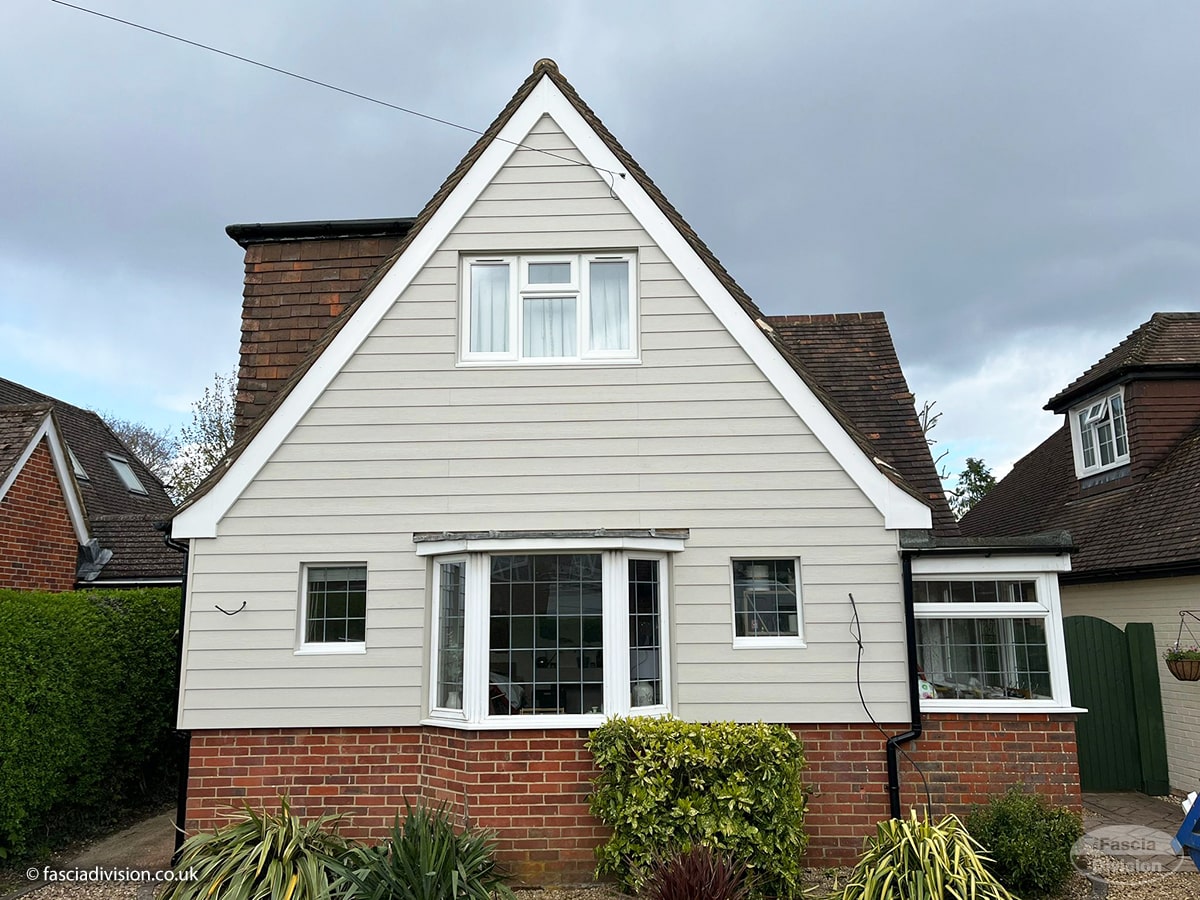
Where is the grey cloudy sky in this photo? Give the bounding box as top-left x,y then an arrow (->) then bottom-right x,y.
3,1 -> 1198,484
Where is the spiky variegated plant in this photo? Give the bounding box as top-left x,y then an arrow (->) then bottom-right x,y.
329,801 -> 515,900
836,811 -> 1015,900
161,797 -> 347,900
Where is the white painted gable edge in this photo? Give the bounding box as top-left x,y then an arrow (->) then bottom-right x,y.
0,411 -> 90,544
173,74 -> 932,539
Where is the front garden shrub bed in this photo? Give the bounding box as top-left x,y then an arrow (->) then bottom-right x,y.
587,716 -> 807,898
967,787 -> 1083,898
0,587 -> 181,859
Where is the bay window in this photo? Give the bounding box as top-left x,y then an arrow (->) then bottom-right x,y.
461,253 -> 637,363
422,541 -> 673,727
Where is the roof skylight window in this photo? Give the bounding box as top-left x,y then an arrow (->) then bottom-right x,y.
68,446 -> 89,481
107,454 -> 148,494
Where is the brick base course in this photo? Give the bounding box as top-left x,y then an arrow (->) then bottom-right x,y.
187,714 -> 1078,883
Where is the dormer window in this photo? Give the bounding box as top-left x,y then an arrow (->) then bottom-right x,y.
1069,388 -> 1128,477
106,454 -> 148,494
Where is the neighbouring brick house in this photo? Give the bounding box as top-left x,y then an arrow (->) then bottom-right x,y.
0,378 -> 181,591
962,312 -> 1200,798
171,60 -> 1080,881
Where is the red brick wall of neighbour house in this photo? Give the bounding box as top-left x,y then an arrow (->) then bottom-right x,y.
235,234 -> 407,436
186,715 -> 1079,883
0,439 -> 78,592
1125,379 -> 1200,479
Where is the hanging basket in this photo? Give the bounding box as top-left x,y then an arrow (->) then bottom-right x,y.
1166,658 -> 1200,682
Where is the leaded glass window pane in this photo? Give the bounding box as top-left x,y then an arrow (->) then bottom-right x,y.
629,558 -> 662,707
732,559 -> 799,637
436,562 -> 465,709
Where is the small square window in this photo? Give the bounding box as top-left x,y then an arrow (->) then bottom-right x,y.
106,454 -> 147,494
301,565 -> 367,651
731,558 -> 803,646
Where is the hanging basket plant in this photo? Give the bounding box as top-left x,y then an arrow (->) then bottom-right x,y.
1164,647 -> 1200,682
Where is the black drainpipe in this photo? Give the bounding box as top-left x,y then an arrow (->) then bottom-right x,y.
885,550 -> 922,819
156,522 -> 191,864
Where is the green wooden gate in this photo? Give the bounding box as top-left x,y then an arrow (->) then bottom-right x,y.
1063,616 -> 1169,794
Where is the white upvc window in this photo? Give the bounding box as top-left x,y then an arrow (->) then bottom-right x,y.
424,547 -> 670,728
730,558 -> 805,648
296,564 -> 368,654
912,555 -> 1075,713
1068,387 -> 1129,477
460,252 -> 638,364
106,453 -> 147,494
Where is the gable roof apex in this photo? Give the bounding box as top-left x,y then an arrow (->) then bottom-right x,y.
174,61 -> 935,535
1046,312 -> 1200,412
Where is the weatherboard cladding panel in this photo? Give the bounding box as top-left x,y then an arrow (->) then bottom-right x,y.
179,115 -> 907,730
1061,576 -> 1200,792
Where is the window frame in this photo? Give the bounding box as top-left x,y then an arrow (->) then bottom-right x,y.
911,555 -> 1076,713
459,252 -> 639,365
425,546 -> 671,729
730,557 -> 805,649
106,453 -> 147,494
1068,386 -> 1129,477
296,563 -> 369,655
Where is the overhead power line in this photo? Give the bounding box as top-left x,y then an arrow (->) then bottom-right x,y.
46,0 -> 624,178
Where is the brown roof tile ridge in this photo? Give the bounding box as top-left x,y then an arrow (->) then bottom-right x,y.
177,60 -> 924,517
767,312 -> 887,325
0,401 -> 55,417
1046,312 -> 1200,410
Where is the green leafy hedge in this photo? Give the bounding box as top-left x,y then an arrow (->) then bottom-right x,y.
967,788 -> 1083,898
0,587 -> 181,859
587,716 -> 808,898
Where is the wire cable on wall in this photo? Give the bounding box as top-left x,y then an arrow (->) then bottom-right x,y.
848,591 -> 934,817
46,0 -> 627,180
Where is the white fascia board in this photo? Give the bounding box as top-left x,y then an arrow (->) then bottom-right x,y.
414,535 -> 687,556
912,554 -> 1073,576
0,415 -> 90,545
174,74 -> 931,537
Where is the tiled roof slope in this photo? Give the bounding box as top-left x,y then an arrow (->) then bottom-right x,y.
1047,313 -> 1200,411
960,421 -> 1200,576
769,314 -> 957,535
178,59 -> 933,518
227,219 -> 413,435
0,378 -> 182,584
0,404 -> 52,484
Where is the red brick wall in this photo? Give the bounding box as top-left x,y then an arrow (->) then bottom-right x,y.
0,439 -> 77,591
187,715 -> 1079,883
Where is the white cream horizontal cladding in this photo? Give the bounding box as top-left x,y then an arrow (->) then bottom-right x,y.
1061,577 -> 1200,792
180,114 -> 912,730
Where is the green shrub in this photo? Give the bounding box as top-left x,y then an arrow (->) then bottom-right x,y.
162,797 -> 347,900
836,812 -> 1014,900
967,788 -> 1083,898
331,801 -> 514,900
0,587 -> 181,858
641,845 -> 750,900
587,716 -> 807,898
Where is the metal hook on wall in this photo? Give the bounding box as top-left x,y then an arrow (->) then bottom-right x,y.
215,600 -> 247,616
1173,610 -> 1200,650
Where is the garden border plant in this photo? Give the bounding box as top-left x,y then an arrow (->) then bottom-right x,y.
0,587 -> 181,860
966,787 -> 1083,898
587,716 -> 807,898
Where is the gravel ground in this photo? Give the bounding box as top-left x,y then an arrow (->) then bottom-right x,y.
10,863 -> 1200,900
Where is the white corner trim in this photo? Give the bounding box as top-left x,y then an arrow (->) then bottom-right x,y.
173,73 -> 932,537
413,534 -> 687,556
0,413 -> 90,545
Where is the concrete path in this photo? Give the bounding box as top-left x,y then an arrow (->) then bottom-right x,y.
65,809 -> 176,872
1083,791 -> 1189,833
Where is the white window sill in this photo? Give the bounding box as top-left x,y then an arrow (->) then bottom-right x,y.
456,358 -> 642,368
920,701 -> 1086,714
294,643 -> 367,655
421,708 -> 671,730
732,636 -> 806,650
